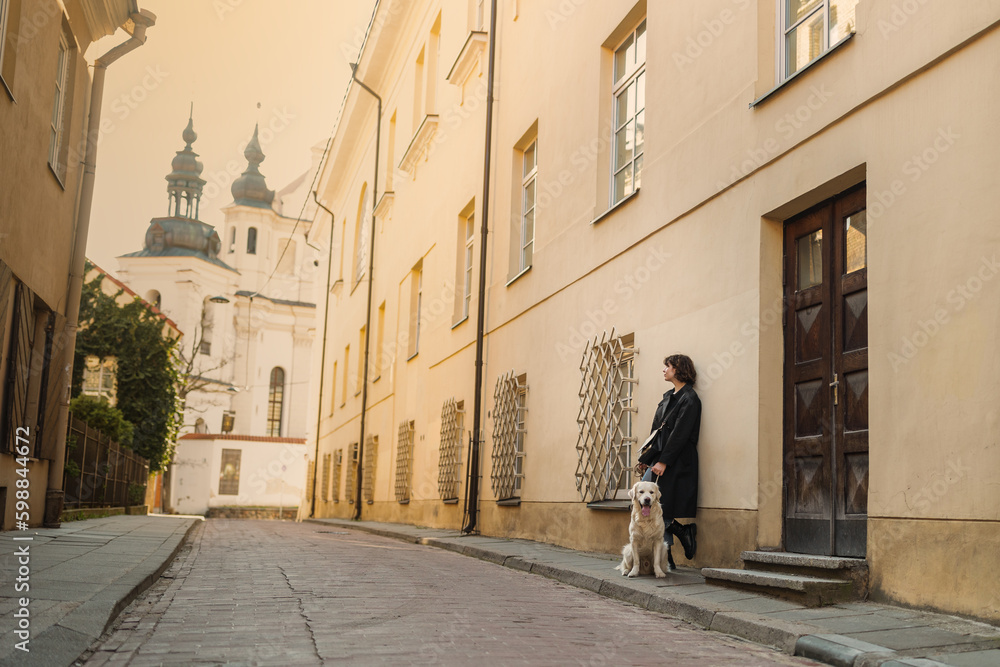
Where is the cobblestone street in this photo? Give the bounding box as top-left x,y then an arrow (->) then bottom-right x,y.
80,520 -> 820,665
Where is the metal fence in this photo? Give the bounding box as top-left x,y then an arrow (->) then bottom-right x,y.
63,415 -> 149,508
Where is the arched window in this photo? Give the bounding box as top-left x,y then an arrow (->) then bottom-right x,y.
145,289 -> 161,310
247,227 -> 258,255
353,184 -> 370,285
194,418 -> 208,434
267,367 -> 285,437
228,226 -> 236,253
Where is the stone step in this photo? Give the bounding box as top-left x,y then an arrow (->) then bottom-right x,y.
741,550 -> 867,571
702,567 -> 855,607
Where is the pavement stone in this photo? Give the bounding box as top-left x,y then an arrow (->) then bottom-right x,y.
0,514 -> 199,666
307,517 -> 1000,667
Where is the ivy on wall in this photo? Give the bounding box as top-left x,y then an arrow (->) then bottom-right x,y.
72,265 -> 182,471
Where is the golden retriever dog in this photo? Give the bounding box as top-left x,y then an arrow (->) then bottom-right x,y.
614,481 -> 672,578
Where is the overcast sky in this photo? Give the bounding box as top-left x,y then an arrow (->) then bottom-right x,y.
86,0 -> 376,276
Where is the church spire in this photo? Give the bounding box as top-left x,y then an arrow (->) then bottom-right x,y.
165,107 -> 206,219
231,124 -> 275,209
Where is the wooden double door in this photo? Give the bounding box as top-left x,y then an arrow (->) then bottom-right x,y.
783,185 -> 869,558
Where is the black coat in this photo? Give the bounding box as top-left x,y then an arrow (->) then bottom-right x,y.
638,384 -> 701,519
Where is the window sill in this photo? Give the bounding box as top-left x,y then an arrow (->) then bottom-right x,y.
496,498 -> 521,506
751,33 -> 854,108
354,390 -> 361,397
586,499 -> 631,511
451,314 -> 469,329
399,114 -> 440,175
406,351 -> 418,362
374,190 -> 394,220
446,30 -> 488,85
398,499 -> 410,505
48,162 -> 67,190
591,187 -> 640,225
442,497 -> 459,505
372,374 -> 381,384
506,265 -> 531,287
1,74 -> 14,102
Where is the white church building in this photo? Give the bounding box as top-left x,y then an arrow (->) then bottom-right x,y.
116,115 -> 320,516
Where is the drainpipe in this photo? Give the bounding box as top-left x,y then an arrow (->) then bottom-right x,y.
45,9 -> 156,527
463,0 -> 499,535
349,64 -> 381,519
309,195 -> 335,518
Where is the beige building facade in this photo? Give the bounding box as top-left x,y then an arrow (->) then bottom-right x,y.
310,0 -> 1000,622
1,0 -> 151,528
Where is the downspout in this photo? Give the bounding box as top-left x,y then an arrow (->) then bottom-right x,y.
309,195 -> 335,518
349,64 -> 381,519
463,0 -> 499,534
46,9 -> 156,527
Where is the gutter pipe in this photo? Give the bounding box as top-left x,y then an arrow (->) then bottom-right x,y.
46,8 -> 156,526
463,0 -> 499,534
309,195 -> 335,518
348,64 -> 381,519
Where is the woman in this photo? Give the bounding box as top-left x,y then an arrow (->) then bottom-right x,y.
637,354 -> 701,569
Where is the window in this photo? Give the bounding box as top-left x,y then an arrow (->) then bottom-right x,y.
491,371 -> 527,501
219,449 -> 241,495
321,453 -> 331,502
374,302 -> 385,380
228,227 -> 236,253
194,418 -> 207,434
413,47 -> 425,133
329,360 -> 337,414
356,325 -> 365,394
145,290 -> 161,309
520,140 -> 536,271
427,15 -> 440,115
455,203 -> 475,324
81,355 -> 117,405
0,0 -> 22,95
363,434 -> 378,504
342,345 -> 350,404
407,262 -> 422,358
345,443 -> 358,503
395,420 -> 414,503
48,32 -> 70,176
438,399 -> 464,501
464,213 -> 475,318
354,184 -> 370,286
575,331 -> 637,502
475,0 -> 486,29
247,227 -> 258,254
385,112 -> 397,191
611,20 -> 645,205
267,367 -> 285,437
781,0 -> 857,80
331,449 -> 343,502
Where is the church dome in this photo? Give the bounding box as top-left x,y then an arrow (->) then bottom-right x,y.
231,124 -> 275,209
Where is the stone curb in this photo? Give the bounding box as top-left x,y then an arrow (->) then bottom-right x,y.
58,518 -> 203,667
308,519 -> 960,667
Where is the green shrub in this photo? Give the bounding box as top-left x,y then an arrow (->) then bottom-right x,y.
69,395 -> 135,447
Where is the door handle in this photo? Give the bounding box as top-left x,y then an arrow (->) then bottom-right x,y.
830,374 -> 839,406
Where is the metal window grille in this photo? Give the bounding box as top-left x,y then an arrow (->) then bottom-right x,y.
491,371 -> 527,501
345,443 -> 358,503
219,448 -> 242,496
332,449 -> 343,503
305,460 -> 316,503
438,399 -> 464,500
363,434 -> 378,504
321,453 -> 331,502
575,330 -> 638,502
395,420 -> 414,503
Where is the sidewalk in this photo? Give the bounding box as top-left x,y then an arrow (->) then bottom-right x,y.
308,518 -> 1000,667
0,514 -> 200,667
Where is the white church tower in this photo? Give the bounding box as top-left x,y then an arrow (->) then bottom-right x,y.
116,115 -> 320,516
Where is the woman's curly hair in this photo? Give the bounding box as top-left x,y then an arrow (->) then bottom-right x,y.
664,354 -> 697,385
